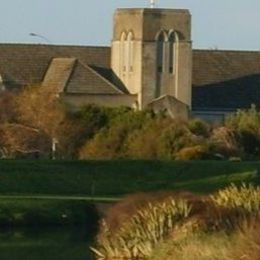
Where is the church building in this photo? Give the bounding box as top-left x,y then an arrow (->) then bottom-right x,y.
0,7 -> 260,122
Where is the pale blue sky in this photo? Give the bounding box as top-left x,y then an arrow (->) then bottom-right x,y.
1,0 -> 260,50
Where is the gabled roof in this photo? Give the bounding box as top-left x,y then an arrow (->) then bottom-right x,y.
0,43 -> 110,88
42,58 -> 76,92
65,61 -> 125,95
0,43 -> 129,95
192,49 -> 260,110
41,58 -> 128,95
148,94 -> 187,107
90,66 -> 130,94
148,95 -> 189,119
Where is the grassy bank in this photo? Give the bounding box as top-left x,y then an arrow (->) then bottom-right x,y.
0,198 -> 99,227
0,160 -> 259,228
0,160 -> 260,197
0,160 -> 259,196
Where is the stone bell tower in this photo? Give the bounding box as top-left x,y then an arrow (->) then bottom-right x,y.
111,8 -> 192,109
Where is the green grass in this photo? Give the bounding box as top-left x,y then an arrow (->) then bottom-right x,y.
0,160 -> 259,196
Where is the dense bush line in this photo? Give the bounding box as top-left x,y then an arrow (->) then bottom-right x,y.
79,105 -> 260,161
0,87 -> 259,160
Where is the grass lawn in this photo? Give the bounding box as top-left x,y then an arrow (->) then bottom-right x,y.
0,160 -> 259,197
0,159 -> 258,227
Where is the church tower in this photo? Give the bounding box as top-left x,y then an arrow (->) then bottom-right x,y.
111,8 -> 192,109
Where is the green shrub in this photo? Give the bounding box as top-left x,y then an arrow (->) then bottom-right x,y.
157,122 -> 198,160
126,118 -> 200,160
126,118 -> 171,159
79,109 -> 152,159
226,105 -> 260,136
188,119 -> 211,137
225,105 -> 260,157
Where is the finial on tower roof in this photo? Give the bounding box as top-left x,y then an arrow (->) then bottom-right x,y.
150,0 -> 156,8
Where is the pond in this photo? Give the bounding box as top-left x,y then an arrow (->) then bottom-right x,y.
0,226 -> 94,260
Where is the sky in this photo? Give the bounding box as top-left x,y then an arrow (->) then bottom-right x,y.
1,0 -> 260,50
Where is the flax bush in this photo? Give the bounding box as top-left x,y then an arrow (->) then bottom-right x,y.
211,183 -> 260,214
91,198 -> 192,259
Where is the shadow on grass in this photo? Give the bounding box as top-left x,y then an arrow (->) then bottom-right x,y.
130,170 -> 259,194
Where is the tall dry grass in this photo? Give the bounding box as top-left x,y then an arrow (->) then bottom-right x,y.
92,183 -> 260,260
151,218 -> 260,260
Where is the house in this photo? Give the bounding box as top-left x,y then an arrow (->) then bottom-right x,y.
0,8 -> 259,122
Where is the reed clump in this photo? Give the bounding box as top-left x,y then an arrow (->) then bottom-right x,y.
91,183 -> 260,259
91,197 -> 192,259
211,182 -> 260,213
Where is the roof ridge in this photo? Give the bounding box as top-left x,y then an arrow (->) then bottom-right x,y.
193,49 -> 260,54
0,42 -> 110,49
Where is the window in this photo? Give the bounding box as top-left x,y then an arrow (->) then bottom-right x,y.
156,31 -> 166,73
168,31 -> 178,74
127,32 -> 134,72
120,31 -> 134,73
120,32 -> 127,73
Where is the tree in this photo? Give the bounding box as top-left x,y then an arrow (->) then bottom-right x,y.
14,84 -> 66,158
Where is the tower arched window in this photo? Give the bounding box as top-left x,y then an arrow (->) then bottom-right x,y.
120,31 -> 134,73
120,32 -> 127,73
168,31 -> 179,74
127,32 -> 134,72
156,31 -> 167,73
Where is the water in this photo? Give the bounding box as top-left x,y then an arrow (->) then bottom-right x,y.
0,226 -> 94,260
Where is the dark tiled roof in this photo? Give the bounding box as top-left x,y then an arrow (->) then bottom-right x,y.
90,65 -> 130,94
192,49 -> 260,110
66,61 -> 124,94
42,58 -> 76,92
1,44 -> 260,110
0,43 -> 129,95
0,43 -> 110,88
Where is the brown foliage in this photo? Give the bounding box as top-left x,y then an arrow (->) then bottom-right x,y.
0,123 -> 49,157
16,85 -> 66,138
229,218 -> 260,260
101,191 -> 205,236
0,91 -> 17,123
100,190 -> 258,238
211,126 -> 241,157
175,144 -> 210,160
57,118 -> 88,159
